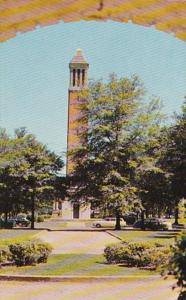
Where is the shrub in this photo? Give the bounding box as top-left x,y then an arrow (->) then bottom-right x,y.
42,214 -> 51,220
9,243 -> 38,266
37,216 -> 44,223
9,241 -> 52,266
104,243 -> 127,264
168,232 -> 186,290
104,241 -> 171,269
0,246 -> 10,265
139,246 -> 171,269
36,242 -> 53,263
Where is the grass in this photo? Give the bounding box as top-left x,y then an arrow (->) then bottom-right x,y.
111,230 -> 179,245
0,229 -> 41,246
54,222 -> 68,229
36,221 -> 68,230
0,253 -> 156,276
0,227 -> 178,277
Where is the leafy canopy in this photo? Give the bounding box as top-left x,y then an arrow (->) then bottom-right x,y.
69,74 -> 163,220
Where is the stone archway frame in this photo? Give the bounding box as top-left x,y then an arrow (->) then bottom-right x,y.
0,0 -> 186,43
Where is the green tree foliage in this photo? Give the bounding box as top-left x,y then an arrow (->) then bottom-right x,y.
178,199 -> 186,219
69,75 -> 163,229
169,232 -> 186,300
0,128 -> 64,228
139,169 -> 174,218
163,101 -> 186,224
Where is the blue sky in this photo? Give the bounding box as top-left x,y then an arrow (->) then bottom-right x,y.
0,21 -> 186,158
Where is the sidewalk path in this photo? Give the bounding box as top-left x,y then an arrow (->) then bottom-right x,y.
0,277 -> 179,300
39,231 -> 118,254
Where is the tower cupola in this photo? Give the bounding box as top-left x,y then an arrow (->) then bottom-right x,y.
69,49 -> 89,90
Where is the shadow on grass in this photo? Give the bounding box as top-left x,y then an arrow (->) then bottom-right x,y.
151,232 -> 178,239
95,260 -> 109,265
96,261 -> 132,267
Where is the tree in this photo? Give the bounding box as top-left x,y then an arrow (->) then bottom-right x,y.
163,101 -> 186,224
69,74 -> 163,229
52,175 -> 68,203
178,198 -> 186,220
0,128 -> 25,221
139,169 -> 173,218
0,128 -> 64,228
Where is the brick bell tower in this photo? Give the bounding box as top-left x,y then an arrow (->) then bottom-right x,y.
67,49 -> 89,175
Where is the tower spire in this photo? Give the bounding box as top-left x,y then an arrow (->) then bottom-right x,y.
69,49 -> 89,90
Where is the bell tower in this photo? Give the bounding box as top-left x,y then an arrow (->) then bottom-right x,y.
67,49 -> 89,174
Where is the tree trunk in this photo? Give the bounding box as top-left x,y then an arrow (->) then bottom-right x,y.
174,199 -> 179,225
4,211 -> 8,225
141,210 -> 145,230
31,193 -> 35,229
115,211 -> 121,230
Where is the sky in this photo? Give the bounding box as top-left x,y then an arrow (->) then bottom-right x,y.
0,21 -> 186,159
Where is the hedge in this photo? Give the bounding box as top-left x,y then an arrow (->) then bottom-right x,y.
0,246 -> 10,265
104,241 -> 171,270
8,241 -> 52,266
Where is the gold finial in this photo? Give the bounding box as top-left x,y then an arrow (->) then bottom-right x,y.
76,48 -> 82,54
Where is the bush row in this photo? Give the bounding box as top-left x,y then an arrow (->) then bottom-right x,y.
0,241 -> 52,266
104,241 -> 171,270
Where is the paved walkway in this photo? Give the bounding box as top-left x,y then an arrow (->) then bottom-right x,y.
39,231 -> 118,254
0,277 -> 179,300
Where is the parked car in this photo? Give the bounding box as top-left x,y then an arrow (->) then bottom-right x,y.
92,217 -> 126,228
133,218 -> 172,230
122,212 -> 137,225
27,213 -> 38,222
0,218 -> 16,229
15,216 -> 30,227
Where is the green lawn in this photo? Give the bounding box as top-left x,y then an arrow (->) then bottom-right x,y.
0,228 -> 178,276
111,230 -> 179,245
0,229 -> 41,246
36,221 -> 68,230
0,253 -> 156,276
